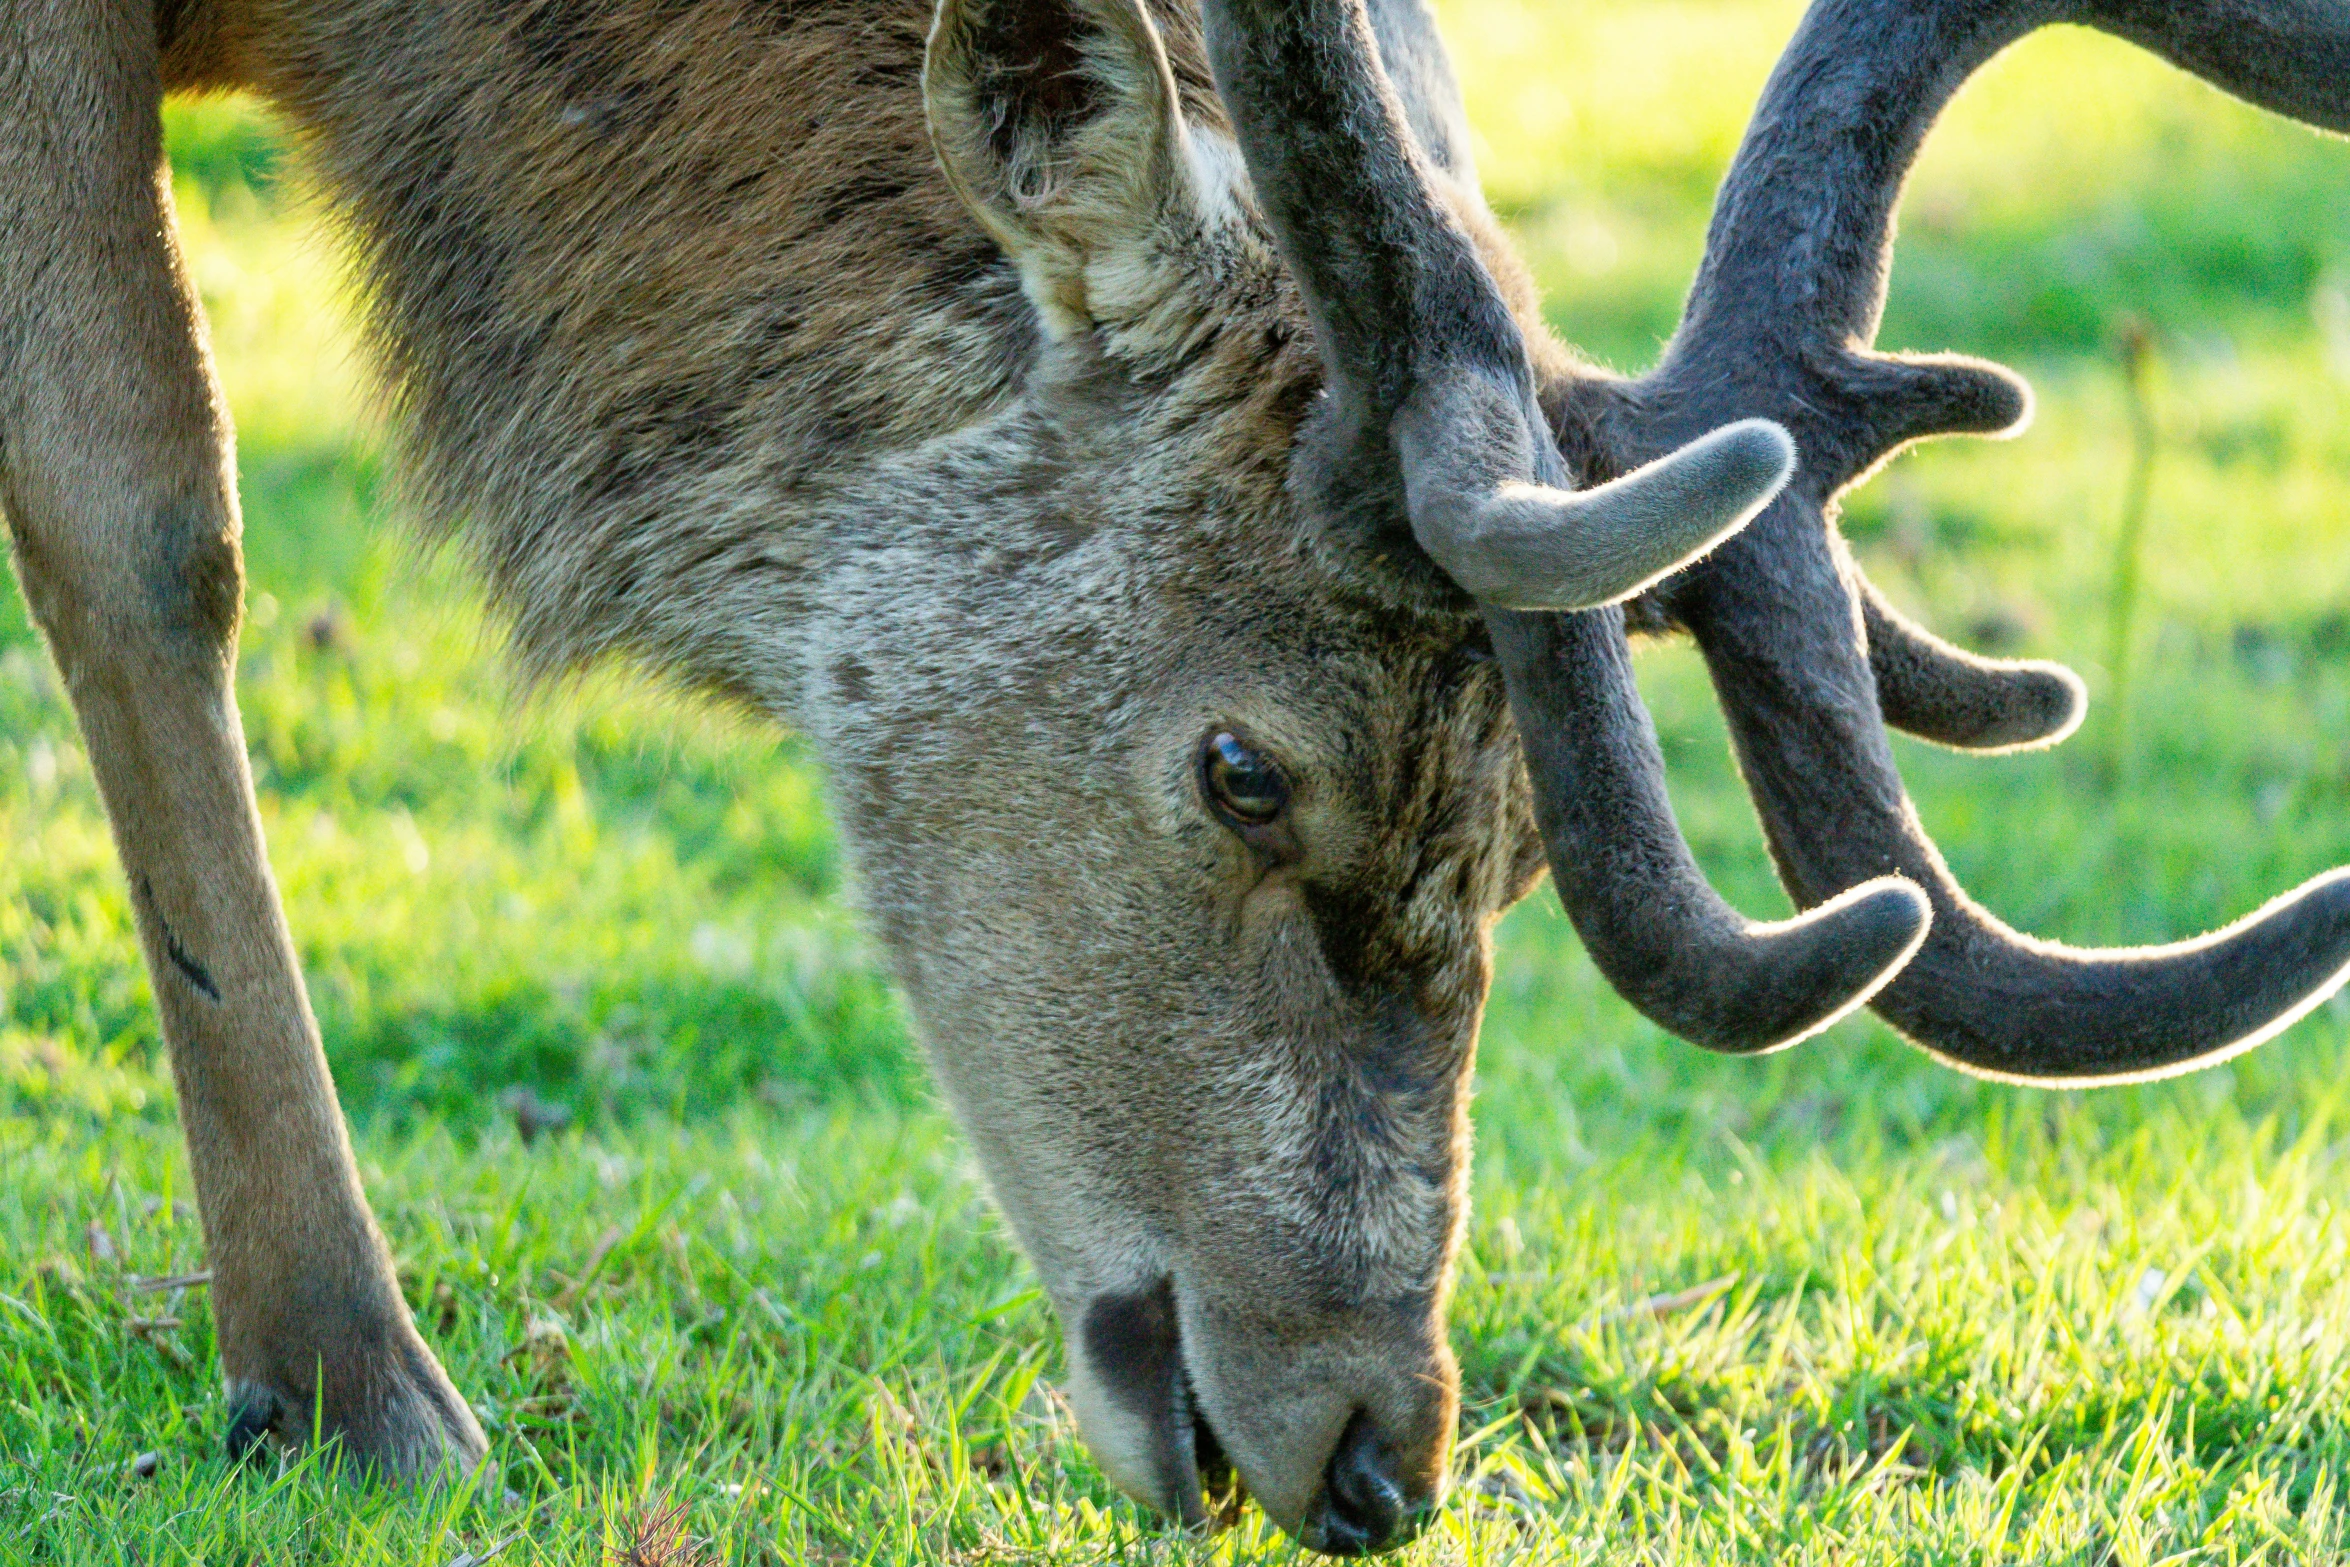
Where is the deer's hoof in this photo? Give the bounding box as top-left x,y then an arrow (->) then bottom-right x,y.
224,1325 -> 488,1482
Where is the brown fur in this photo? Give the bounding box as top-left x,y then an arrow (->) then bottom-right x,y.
3,0 -> 1558,1530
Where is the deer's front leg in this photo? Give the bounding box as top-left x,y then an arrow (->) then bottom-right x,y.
1,0 -> 482,1476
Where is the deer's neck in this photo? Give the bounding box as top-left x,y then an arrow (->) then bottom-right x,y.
239,0 -> 1041,672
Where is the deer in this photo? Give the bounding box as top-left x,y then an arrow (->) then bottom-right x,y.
5,0 -> 2348,1550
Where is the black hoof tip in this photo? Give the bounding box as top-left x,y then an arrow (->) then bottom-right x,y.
225,1384 -> 283,1464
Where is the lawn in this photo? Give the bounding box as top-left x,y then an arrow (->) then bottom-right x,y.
5,2 -> 2350,1560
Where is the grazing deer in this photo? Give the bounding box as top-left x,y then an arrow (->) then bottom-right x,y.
4,0 -> 2347,1548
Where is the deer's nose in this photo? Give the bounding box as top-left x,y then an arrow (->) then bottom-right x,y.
1306,1412 -> 1433,1556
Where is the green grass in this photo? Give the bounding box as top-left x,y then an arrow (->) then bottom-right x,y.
6,5 -> 2350,1559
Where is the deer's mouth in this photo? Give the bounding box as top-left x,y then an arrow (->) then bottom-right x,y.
1078,1281 -> 1243,1528
1175,1359 -> 1242,1528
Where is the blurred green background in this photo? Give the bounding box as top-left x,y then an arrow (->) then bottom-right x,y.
6,2 -> 2350,1559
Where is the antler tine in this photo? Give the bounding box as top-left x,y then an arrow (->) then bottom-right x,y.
1198,0 -> 1795,612
1862,575 -> 2084,753
1609,0 -> 2350,1080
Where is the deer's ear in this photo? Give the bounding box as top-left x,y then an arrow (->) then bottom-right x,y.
925,0 -> 1245,349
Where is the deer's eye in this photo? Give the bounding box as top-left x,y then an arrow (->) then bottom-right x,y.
1202,731 -> 1289,827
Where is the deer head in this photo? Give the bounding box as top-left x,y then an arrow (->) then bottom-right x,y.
850,0 -> 2350,1551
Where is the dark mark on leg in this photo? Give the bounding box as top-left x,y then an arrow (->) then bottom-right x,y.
141,875 -> 222,1002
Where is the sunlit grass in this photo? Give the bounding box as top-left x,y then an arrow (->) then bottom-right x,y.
6,2 -> 2350,1558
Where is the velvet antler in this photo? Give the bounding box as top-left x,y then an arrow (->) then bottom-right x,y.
1562,0 -> 2350,1079
1200,0 -> 1934,1052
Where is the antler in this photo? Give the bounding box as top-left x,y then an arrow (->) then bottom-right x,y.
1201,0 -> 1931,1051
1578,0 -> 2350,1080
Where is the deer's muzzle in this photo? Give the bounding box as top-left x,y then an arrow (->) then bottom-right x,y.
1068,1277 -> 1450,1553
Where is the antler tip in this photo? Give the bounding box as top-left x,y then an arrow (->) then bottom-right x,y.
1995,659 -> 2087,751
1892,866 -> 2350,1090
1925,657 -> 2087,754
1741,874 -> 1931,1052
1400,408 -> 1798,611
1917,357 -> 2033,441
1797,872 -> 1932,1005
1691,873 -> 1931,1058
1699,417 -> 1798,508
